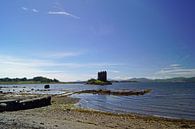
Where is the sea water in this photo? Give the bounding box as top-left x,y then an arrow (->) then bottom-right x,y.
1,82 -> 195,120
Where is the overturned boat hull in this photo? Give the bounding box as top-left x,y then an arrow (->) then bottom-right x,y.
0,96 -> 51,112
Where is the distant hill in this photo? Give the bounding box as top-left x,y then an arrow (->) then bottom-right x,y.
120,77 -> 195,83
126,78 -> 151,82
153,77 -> 195,83
0,76 -> 60,84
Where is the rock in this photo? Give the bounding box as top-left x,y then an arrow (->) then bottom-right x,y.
44,85 -> 50,89
75,89 -> 152,96
0,103 -> 7,107
181,124 -> 191,128
0,103 -> 7,112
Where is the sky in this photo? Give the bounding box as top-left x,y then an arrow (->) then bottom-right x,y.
0,0 -> 195,81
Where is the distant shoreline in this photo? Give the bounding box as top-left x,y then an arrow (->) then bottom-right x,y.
0,81 -> 72,85
1,81 -> 195,85
1,76 -> 195,84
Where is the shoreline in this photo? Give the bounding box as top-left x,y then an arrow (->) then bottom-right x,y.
0,82 -> 71,85
74,107 -> 195,122
0,88 -> 194,121
1,90 -> 195,121
0,93 -> 195,129
72,96 -> 195,122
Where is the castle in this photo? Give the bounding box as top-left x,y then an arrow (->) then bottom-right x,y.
97,71 -> 107,82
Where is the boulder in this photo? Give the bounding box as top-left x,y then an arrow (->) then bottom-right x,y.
44,85 -> 50,89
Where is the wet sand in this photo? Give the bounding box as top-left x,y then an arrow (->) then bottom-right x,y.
0,93 -> 195,129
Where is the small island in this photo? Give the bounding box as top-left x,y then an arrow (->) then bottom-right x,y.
86,71 -> 112,85
86,78 -> 112,85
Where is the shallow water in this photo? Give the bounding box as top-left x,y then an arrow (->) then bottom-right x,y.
1,82 -> 195,120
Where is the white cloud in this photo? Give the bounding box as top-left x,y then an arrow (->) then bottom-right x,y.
32,9 -> 39,13
48,1 -> 80,19
48,11 -> 80,19
110,70 -> 120,73
41,52 -> 81,58
112,76 -> 130,80
0,54 -> 122,81
154,64 -> 195,78
21,7 -> 39,13
21,7 -> 28,11
170,64 -> 180,67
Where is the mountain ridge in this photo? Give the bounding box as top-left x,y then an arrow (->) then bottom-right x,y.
116,77 -> 195,83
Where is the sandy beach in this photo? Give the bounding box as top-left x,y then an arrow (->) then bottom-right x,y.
0,93 -> 195,129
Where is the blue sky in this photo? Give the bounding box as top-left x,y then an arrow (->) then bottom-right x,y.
0,0 -> 195,81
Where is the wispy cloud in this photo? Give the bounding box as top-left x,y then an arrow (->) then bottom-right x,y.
21,7 -> 28,11
20,2 -> 79,19
48,1 -> 80,19
0,55 -> 121,68
48,11 -> 80,19
0,54 -> 122,81
21,7 -> 39,13
32,9 -> 39,13
110,70 -> 120,73
112,76 -> 130,80
41,52 -> 81,58
170,64 -> 181,68
154,64 -> 195,78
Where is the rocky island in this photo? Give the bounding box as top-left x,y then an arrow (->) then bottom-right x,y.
86,71 -> 112,85
74,89 -> 151,96
86,78 -> 112,85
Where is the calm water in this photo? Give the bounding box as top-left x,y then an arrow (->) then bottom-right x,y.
1,82 -> 195,120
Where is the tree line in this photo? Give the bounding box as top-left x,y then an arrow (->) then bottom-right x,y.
0,76 -> 59,83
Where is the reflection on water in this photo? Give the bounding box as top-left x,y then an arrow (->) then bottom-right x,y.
1,82 -> 195,120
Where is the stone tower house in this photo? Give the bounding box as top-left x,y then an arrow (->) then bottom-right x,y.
97,71 -> 107,82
